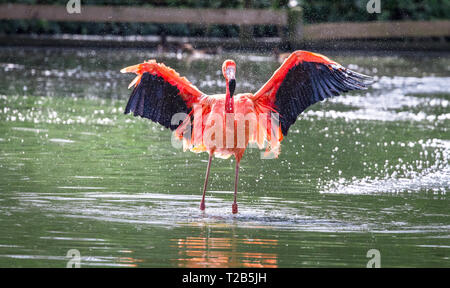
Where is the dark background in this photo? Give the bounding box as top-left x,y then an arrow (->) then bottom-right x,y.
1,0 -> 449,37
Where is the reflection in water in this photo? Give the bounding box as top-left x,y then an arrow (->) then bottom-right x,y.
175,237 -> 278,268
174,226 -> 278,268
0,253 -> 142,268
115,256 -> 140,268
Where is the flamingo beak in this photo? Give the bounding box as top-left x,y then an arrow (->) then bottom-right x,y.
228,79 -> 236,98
226,67 -> 236,97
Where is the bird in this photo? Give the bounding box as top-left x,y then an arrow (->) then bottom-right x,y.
176,43 -> 223,61
180,43 -> 223,56
120,50 -> 373,214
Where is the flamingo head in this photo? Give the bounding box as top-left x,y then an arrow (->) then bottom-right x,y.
222,59 -> 236,79
222,60 -> 236,98
222,60 -> 236,113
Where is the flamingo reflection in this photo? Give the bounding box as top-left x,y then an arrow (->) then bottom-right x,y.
173,236 -> 278,268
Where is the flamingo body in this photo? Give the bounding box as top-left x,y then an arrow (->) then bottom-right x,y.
121,51 -> 373,213
179,92 -> 276,162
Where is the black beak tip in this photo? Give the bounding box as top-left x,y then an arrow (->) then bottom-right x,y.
228,79 -> 236,97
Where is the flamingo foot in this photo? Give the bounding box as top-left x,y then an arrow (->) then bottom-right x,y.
200,201 -> 205,211
232,203 -> 238,214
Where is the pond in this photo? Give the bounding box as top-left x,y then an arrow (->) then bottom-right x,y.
0,47 -> 448,267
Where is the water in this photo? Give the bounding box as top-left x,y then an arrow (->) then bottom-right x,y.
0,47 -> 449,267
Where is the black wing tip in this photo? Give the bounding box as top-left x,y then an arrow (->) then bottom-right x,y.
274,61 -> 376,136
123,71 -> 190,131
343,68 -> 375,88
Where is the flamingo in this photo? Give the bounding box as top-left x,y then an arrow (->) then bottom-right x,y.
120,50 -> 373,214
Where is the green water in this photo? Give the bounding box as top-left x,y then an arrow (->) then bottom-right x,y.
0,47 -> 449,268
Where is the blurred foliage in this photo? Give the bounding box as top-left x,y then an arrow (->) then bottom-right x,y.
301,0 -> 450,23
0,0 -> 449,36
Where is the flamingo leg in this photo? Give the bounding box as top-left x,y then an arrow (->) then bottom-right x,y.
200,154 -> 213,211
232,160 -> 240,214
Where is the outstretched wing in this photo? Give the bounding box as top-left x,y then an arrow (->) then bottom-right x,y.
252,51 -> 373,135
121,60 -> 204,130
